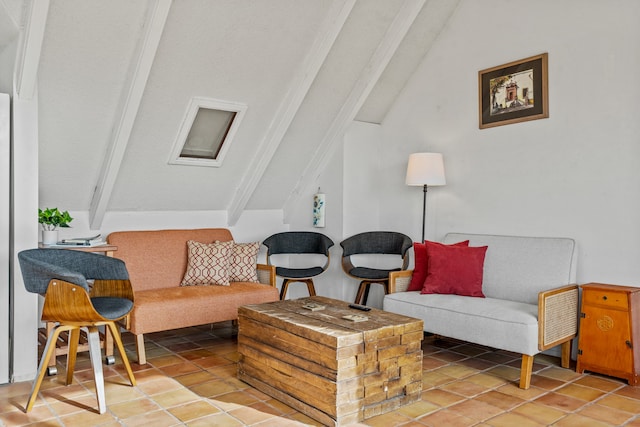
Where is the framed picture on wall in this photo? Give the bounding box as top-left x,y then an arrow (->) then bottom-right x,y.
478,53 -> 548,129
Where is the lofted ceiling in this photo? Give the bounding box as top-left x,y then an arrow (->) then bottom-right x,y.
3,0 -> 459,228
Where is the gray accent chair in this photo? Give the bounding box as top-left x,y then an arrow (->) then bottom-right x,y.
340,231 -> 412,305
262,231 -> 334,300
18,249 -> 137,414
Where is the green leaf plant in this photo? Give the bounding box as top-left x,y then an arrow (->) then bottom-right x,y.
38,207 -> 73,231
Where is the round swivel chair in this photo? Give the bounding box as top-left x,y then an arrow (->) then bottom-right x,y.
340,231 -> 412,305
262,231 -> 334,300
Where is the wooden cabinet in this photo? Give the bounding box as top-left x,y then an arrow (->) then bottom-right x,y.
576,283 -> 640,385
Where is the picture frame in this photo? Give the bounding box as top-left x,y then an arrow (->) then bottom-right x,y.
478,53 -> 548,129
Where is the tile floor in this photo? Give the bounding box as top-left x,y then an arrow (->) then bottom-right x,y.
1,323 -> 639,426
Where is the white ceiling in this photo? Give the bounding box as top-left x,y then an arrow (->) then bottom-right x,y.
5,0 -> 459,228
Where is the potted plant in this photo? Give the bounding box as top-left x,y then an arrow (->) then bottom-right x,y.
38,207 -> 73,245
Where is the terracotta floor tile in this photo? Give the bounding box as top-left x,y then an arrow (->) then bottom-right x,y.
577,403 -> 636,425
448,398 -> 504,421
534,391 -> 589,412
486,412 -> 549,427
189,379 -> 238,398
397,399 -> 439,418
596,393 -> 640,413
440,380 -> 490,398
174,370 -> 217,387
108,397 -> 160,419
538,366 -> 583,382
495,383 -> 547,400
0,404 -> 56,426
362,411 -> 412,426
159,360 -> 202,377
151,387 -> 200,408
464,372 -> 509,388
184,412 -> 246,426
435,364 -> 479,379
421,389 -> 465,407
555,383 -> 606,401
120,409 -> 181,427
614,384 -> 640,400
136,376 -> 183,395
573,375 -> 625,392
528,373 -> 565,390
553,413 -> 612,427
511,401 -> 566,425
167,399 -> 221,422
421,355 -> 448,370
418,408 -> 478,427
472,390 -> 524,411
57,409 -> 117,427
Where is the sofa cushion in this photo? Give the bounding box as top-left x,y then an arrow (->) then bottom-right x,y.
383,291 -> 539,355
128,282 -> 280,335
229,241 -> 259,283
422,244 -> 488,297
181,240 -> 232,286
407,240 -> 469,291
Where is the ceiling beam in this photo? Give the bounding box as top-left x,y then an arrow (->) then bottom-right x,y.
282,0 -> 426,223
13,0 -> 49,100
226,0 -> 357,226
89,0 -> 171,229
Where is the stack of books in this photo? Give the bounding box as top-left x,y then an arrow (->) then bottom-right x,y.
55,234 -> 106,247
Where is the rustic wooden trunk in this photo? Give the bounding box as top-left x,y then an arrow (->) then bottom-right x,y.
237,296 -> 424,426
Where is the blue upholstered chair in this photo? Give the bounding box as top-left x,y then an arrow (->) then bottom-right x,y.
18,249 -> 136,414
340,231 -> 412,305
262,231 -> 334,300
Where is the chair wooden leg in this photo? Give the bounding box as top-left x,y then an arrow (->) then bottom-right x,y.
135,333 -> 147,365
26,324 -> 74,412
362,282 -> 372,305
279,279 -> 291,300
354,282 -> 367,305
87,326 -> 106,414
305,279 -> 316,296
65,327 -> 80,385
519,354 -> 534,389
106,322 -> 136,386
46,322 -> 57,375
104,323 -> 115,365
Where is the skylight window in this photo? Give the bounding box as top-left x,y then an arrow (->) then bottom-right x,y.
169,97 -> 247,167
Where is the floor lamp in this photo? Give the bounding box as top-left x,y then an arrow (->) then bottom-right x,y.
405,153 -> 446,242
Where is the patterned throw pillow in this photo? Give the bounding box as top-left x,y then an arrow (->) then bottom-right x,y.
228,241 -> 260,283
181,240 -> 232,286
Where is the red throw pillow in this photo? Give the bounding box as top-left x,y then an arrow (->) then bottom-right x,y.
421,244 -> 488,297
407,240 -> 469,291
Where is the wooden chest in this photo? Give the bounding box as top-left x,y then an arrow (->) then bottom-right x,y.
576,283 -> 640,385
237,296 -> 424,426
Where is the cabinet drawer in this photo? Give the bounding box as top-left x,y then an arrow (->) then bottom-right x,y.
583,290 -> 628,310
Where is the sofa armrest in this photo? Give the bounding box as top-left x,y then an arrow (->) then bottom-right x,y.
388,270 -> 413,294
538,284 -> 579,351
257,264 -> 276,287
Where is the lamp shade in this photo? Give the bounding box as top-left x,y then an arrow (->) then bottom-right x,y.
405,153 -> 446,186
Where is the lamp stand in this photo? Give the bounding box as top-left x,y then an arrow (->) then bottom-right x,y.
421,184 -> 427,242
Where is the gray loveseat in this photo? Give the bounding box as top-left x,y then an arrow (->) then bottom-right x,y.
383,232 -> 578,389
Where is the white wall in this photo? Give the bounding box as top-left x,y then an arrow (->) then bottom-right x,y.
12,94 -> 40,382
347,0 -> 640,287
283,140 -> 347,301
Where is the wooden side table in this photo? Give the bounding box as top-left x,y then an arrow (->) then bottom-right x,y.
576,283 -> 640,385
37,244 -> 118,375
